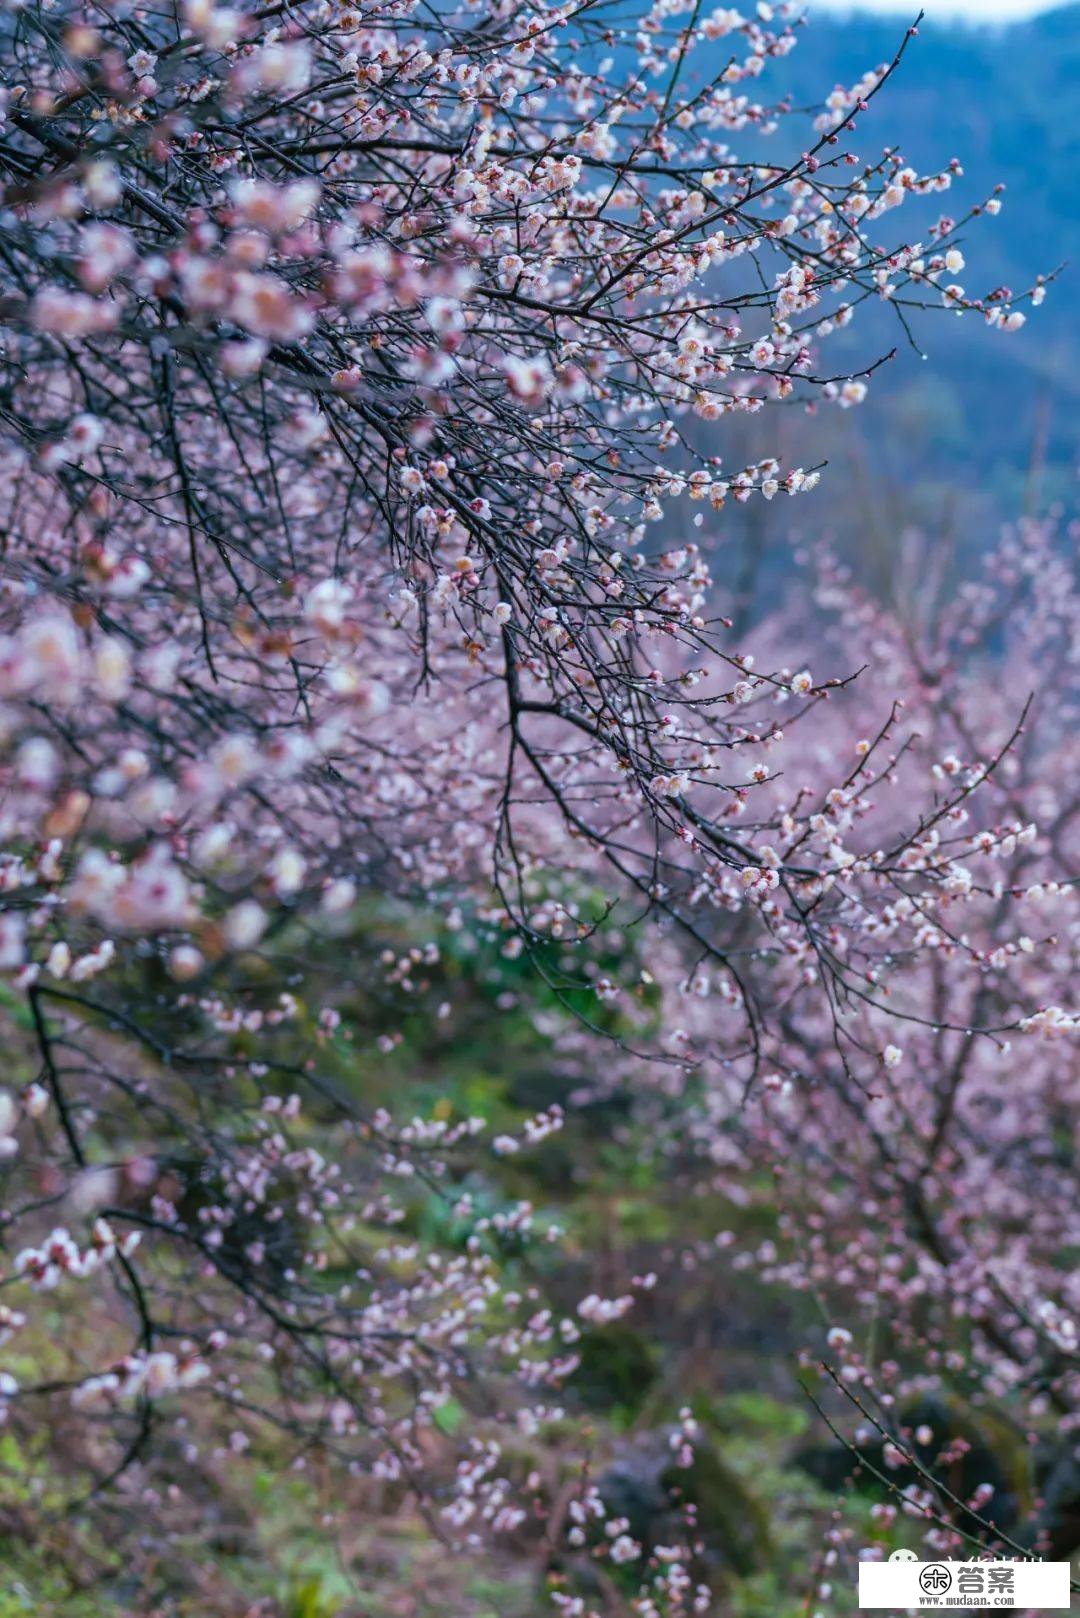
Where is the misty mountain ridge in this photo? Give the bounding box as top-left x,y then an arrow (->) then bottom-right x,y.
698,3 -> 1077,592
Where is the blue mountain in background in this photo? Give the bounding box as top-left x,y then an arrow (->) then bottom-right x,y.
792,3 -> 1077,445
705,4 -> 1077,600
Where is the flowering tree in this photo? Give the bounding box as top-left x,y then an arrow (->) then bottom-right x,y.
644,515 -> 1078,1582
0,0 -> 1067,1606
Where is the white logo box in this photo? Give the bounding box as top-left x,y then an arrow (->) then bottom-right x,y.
858,1558 -> 1073,1610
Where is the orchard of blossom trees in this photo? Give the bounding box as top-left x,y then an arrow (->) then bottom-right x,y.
0,0 -> 1075,1610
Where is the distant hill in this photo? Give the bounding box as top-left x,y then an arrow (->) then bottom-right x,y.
695,5 -> 1079,600
786,5 -> 1077,457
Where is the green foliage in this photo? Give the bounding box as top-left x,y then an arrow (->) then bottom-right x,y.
283,1576 -> 343,1618
0,894 -> 947,1615
571,1324 -> 659,1418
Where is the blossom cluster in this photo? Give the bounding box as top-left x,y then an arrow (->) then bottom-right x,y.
0,0 -> 1068,1604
